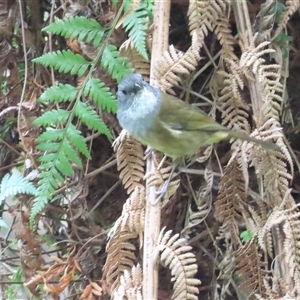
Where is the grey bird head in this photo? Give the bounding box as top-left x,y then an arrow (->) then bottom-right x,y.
117,73 -> 145,107
116,74 -> 161,141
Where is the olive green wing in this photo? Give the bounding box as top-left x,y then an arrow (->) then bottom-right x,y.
157,91 -> 280,151
158,92 -> 228,133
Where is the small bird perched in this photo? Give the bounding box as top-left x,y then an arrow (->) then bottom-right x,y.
117,73 -> 279,160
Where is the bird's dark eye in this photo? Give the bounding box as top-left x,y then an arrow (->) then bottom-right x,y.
121,89 -> 127,95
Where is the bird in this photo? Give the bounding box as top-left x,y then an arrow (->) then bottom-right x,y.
117,73 -> 279,161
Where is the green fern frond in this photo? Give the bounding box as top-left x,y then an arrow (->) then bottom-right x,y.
38,84 -> 78,103
36,129 -> 64,142
30,194 -> 49,225
30,14 -> 123,226
33,109 -> 70,126
30,171 -> 60,225
36,141 -> 60,152
43,16 -> 106,47
30,124 -> 92,224
123,2 -> 152,60
74,101 -> 112,138
66,124 -> 91,158
0,171 -> 37,203
61,139 -> 83,168
84,78 -> 117,113
33,50 -> 89,76
55,151 -> 74,176
101,44 -> 133,82
31,144 -> 79,224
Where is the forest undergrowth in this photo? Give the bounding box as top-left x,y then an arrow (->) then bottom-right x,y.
1,0 -> 300,299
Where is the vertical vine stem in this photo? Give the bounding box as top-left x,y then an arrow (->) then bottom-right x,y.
143,0 -> 171,299
231,1 -> 263,125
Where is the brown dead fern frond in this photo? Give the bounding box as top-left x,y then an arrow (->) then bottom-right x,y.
239,42 -> 284,125
273,0 -> 300,39
116,186 -> 145,245
119,38 -> 150,78
156,229 -> 201,300
282,204 -> 300,294
153,0 -> 231,91
238,41 -> 293,208
260,274 -> 289,299
181,165 -> 214,236
249,149 -> 293,206
113,264 -> 143,300
215,233 -> 235,292
240,40 -> 274,67
113,130 -> 145,194
215,69 -> 251,134
188,0 -> 237,62
102,228 -> 138,295
181,202 -> 211,238
188,0 -> 229,39
243,199 -> 279,259
121,186 -> 145,232
251,211 -> 274,259
234,239 -> 268,297
215,158 -> 249,243
257,206 -> 286,257
154,42 -> 201,92
214,17 -> 237,60
103,186 -> 146,294
247,118 -> 292,178
199,164 -> 215,202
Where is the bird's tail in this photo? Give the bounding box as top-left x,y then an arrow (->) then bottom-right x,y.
227,130 -> 280,152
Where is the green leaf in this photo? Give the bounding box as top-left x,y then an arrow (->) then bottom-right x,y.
55,152 -> 74,176
36,142 -> 60,152
43,16 -> 106,47
74,101 -> 112,138
67,125 -> 91,159
101,44 -> 133,82
240,230 -> 254,243
37,153 -> 58,163
30,194 -> 49,226
33,109 -> 70,127
83,78 -> 117,113
33,50 -> 90,77
62,139 -> 83,168
274,1 -> 286,23
0,171 -> 37,203
38,84 -> 78,103
38,170 -> 62,186
36,129 -> 65,143
123,3 -> 151,60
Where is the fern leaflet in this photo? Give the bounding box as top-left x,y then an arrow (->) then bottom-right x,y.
101,44 -> 133,82
38,84 -> 78,103
74,101 -> 112,138
33,109 -> 70,126
43,16 -> 106,47
83,78 -> 117,113
33,50 -> 90,77
0,171 -> 37,203
122,2 -> 152,60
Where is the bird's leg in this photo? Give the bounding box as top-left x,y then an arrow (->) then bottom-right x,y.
157,155 -> 167,169
144,146 -> 154,160
151,161 -> 177,206
145,148 -> 172,205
